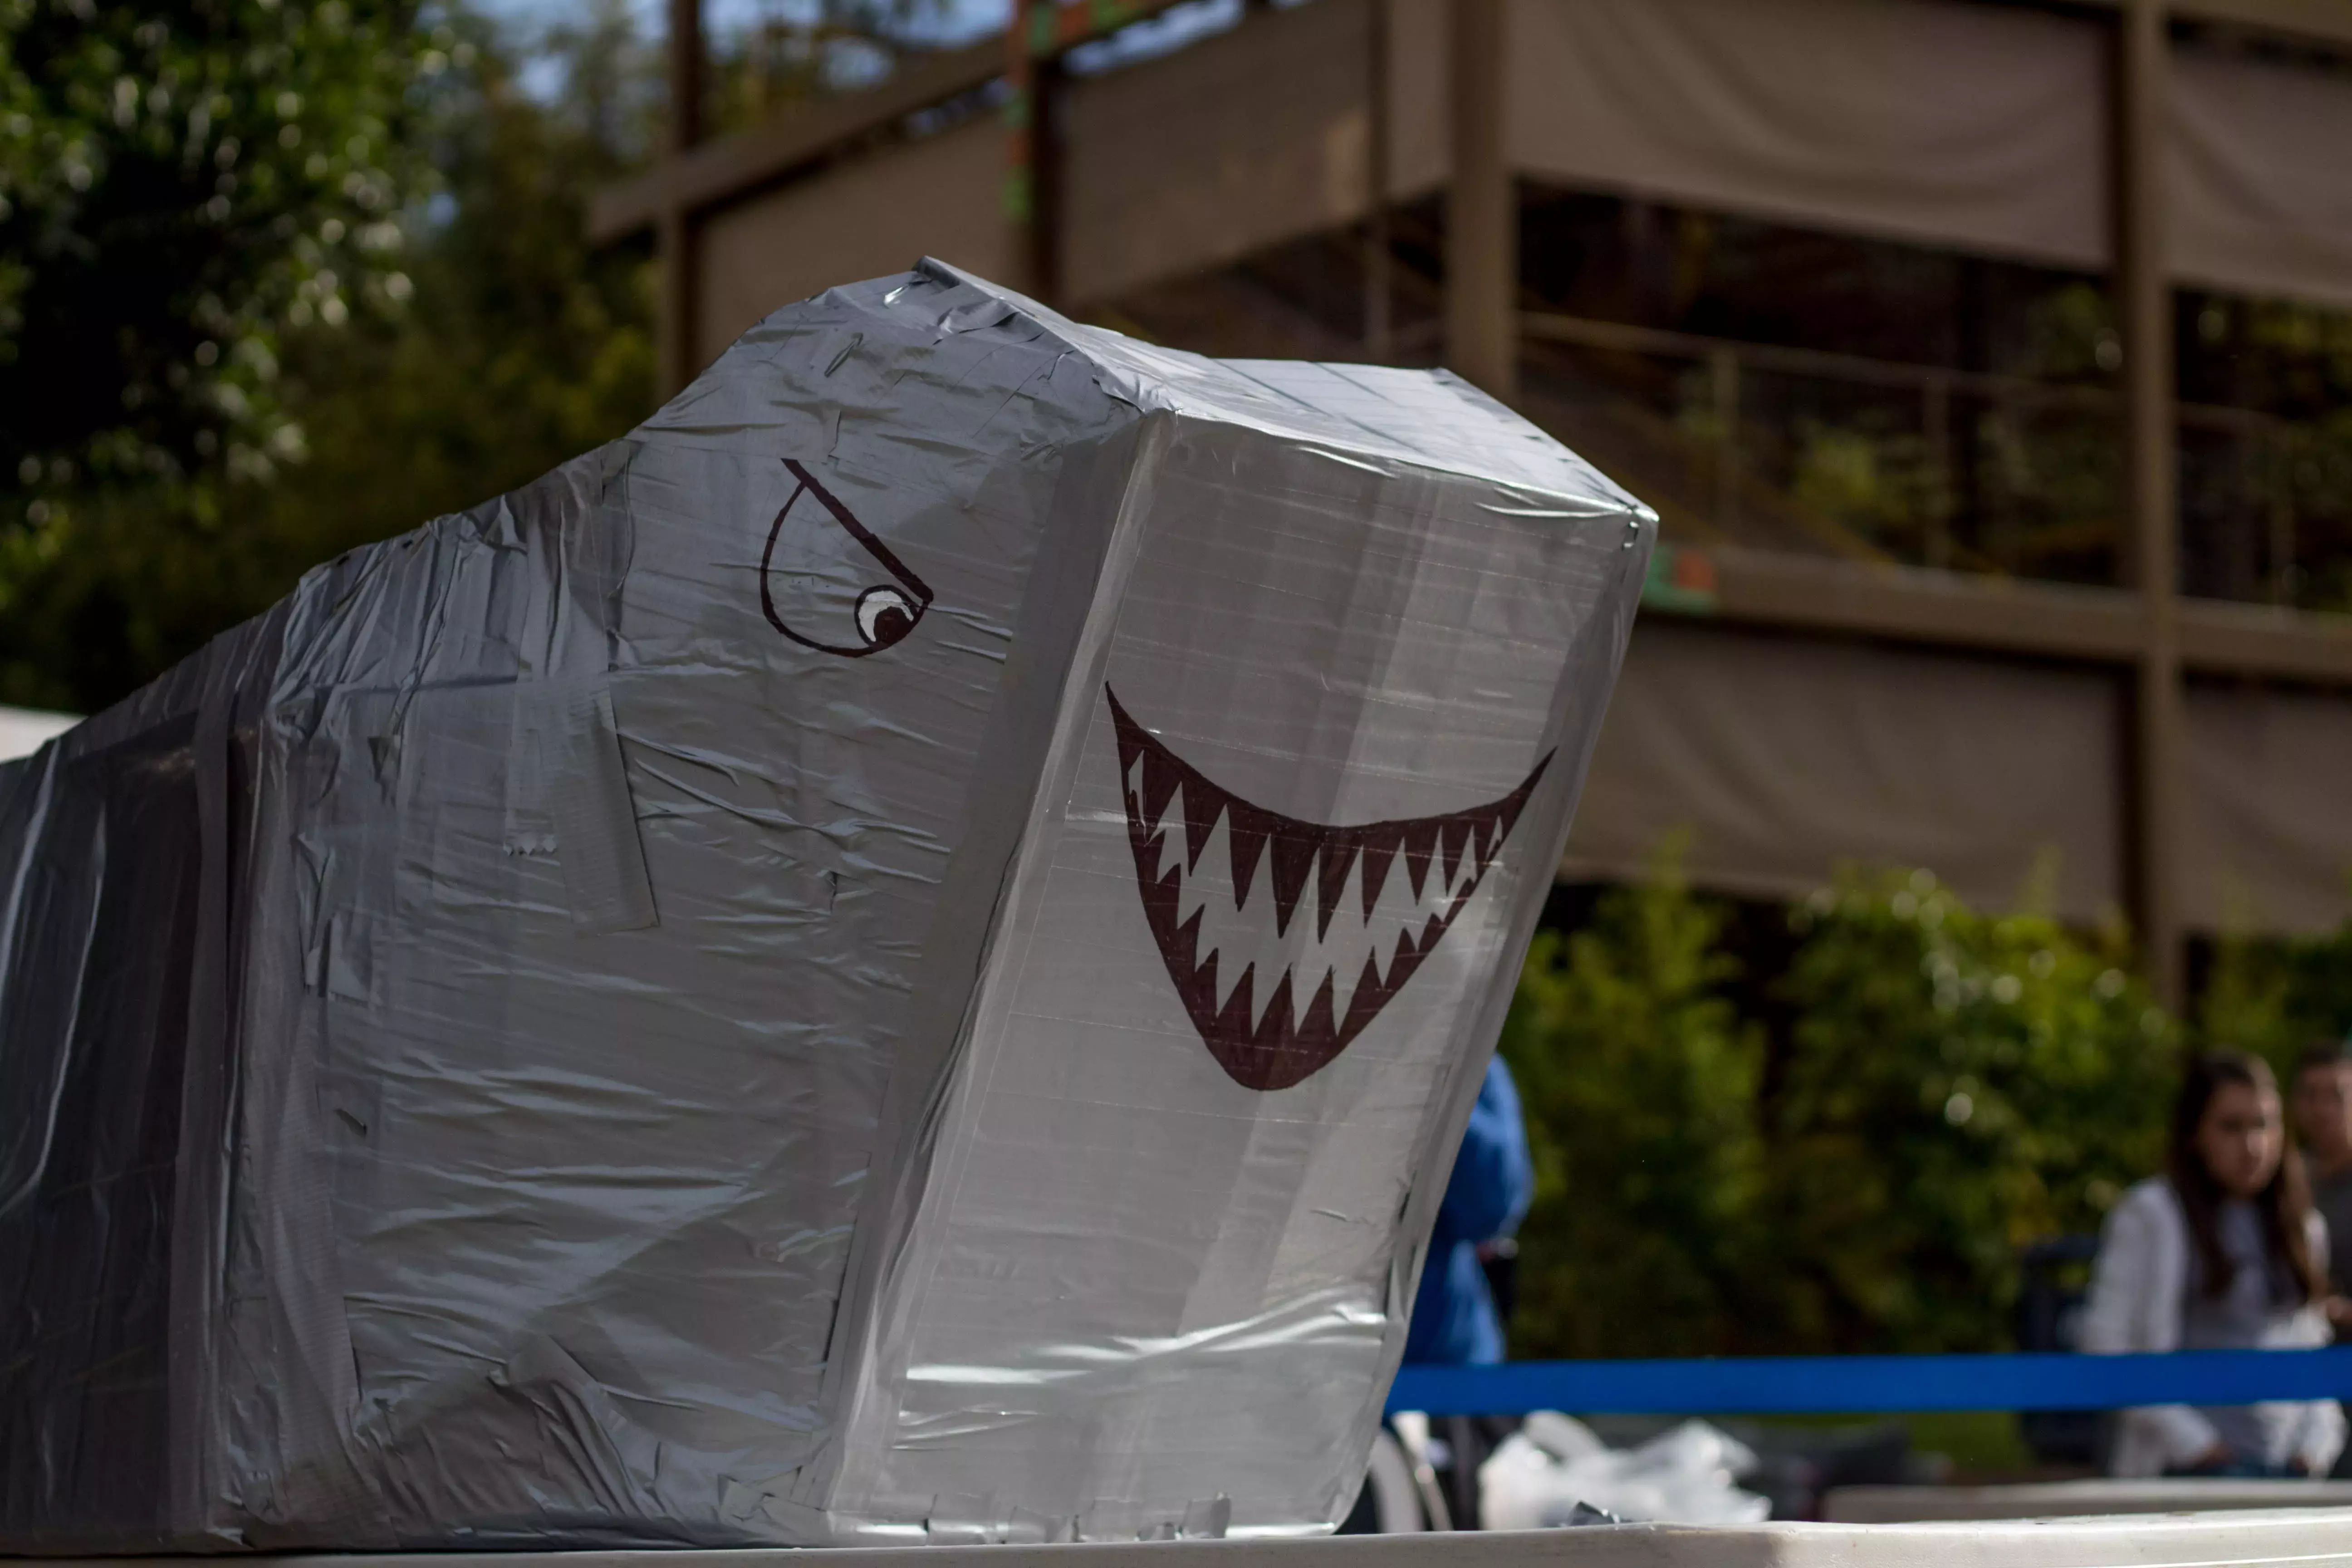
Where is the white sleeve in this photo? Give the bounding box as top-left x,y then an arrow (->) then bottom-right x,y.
2081,1192 -> 2171,1353
2086,1187 -> 2218,1470
2290,1221 -> 2343,1476
2295,1395 -> 2348,1477
2138,1402 -> 2222,1468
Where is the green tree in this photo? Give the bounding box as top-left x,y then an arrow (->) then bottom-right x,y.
0,0 -> 989,714
1499,852 -> 1768,1360
246,1 -> 657,566
1759,872 -> 2170,1352
0,0 -> 428,531
1500,862 -> 2182,1362
0,3 -> 657,711
2198,917 -> 2352,1076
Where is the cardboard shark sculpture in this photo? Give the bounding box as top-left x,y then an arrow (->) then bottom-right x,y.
0,262 -> 1653,1549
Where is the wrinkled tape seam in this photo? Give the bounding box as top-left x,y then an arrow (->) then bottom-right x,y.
547,684 -> 658,934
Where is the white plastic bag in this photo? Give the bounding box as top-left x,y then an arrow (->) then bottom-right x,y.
1480,1413 -> 1773,1528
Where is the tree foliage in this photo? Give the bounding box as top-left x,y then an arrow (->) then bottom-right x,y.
0,0 -> 975,714
0,2 -> 656,711
0,0 -> 428,515
1759,874 -> 2170,1352
246,1 -> 657,583
1498,851 -> 1764,1360
2198,919 -> 2352,1077
1504,866 -> 2176,1360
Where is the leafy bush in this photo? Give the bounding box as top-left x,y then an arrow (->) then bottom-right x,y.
0,7 -> 656,712
0,0 -> 961,715
2199,924 -> 2352,1080
1,0 -> 429,508
1503,865 -> 2174,1360
1498,853 -> 1764,1359
1760,872 -> 2170,1353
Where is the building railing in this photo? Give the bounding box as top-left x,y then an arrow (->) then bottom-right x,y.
1511,310 -> 2309,606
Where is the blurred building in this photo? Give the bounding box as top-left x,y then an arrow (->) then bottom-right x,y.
596,0 -> 2352,1000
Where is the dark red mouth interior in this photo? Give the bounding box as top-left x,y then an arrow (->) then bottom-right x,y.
1106,687 -> 1550,1092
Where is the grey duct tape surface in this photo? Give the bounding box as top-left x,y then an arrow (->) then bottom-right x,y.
0,261 -> 1653,1551
545,684 -> 659,935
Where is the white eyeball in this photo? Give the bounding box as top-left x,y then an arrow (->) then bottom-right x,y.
855,585 -> 918,649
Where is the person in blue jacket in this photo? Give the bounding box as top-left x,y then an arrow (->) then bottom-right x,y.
1406,1054 -> 1536,1367
1401,1055 -> 1534,1529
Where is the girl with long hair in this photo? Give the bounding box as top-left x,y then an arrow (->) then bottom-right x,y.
2081,1050 -> 2344,1476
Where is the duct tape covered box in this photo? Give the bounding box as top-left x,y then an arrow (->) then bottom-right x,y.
0,262 -> 1652,1550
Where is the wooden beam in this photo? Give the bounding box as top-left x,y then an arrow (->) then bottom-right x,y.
2185,0 -> 2352,49
2119,0 -> 2184,1007
1006,0 -> 1040,295
1445,0 -> 1514,401
1032,55 -> 1065,304
2085,0 -> 2352,53
2179,598 -> 2352,685
656,0 -> 704,398
657,204 -> 697,398
1691,549 -> 2148,663
667,0 -> 702,152
593,35 -> 1006,242
1004,0 -> 1065,304
1362,0 -> 1392,360
1647,544 -> 2352,690
591,2 -> 1195,245
1524,310 -> 2111,406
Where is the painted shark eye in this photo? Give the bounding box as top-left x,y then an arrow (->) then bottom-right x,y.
853,584 -> 919,651
760,458 -> 933,658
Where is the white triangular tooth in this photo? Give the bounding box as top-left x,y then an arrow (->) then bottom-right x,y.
1229,818 -> 1258,911
1137,779 -> 1514,1038
1358,828 -> 1464,981
1320,846 -> 1372,1022
1448,827 -> 1480,898
1151,783 -> 1188,886
1482,807 -> 1510,871
1128,745 -> 1517,1044
1181,808 -> 1259,1013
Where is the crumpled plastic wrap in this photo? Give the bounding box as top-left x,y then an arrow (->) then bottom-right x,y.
0,261 -> 1653,1551
1480,1414 -> 1774,1529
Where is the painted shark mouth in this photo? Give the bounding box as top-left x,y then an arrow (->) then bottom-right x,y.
1107,688 -> 1550,1092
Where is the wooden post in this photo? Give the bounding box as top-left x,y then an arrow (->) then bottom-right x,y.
1445,0 -> 1513,401
667,0 -> 703,160
1029,51 -> 1063,306
1003,0 -> 1063,304
657,0 -> 704,397
1363,0 -> 1392,360
2118,0 -> 2184,1008
1005,0 -> 1035,288
1923,375 -> 1954,571
1710,346 -> 1740,534
2269,428 -> 2297,607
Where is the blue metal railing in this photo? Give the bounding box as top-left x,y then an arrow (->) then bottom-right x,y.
1387,1349 -> 2352,1416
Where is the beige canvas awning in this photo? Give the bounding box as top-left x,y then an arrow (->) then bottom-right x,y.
2183,681 -> 2352,935
1506,0 -> 2352,310
1568,619 -> 2352,936
2171,44 -> 2352,313
1562,620 -> 2129,924
690,0 -> 2352,333
1506,0 -> 2111,271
